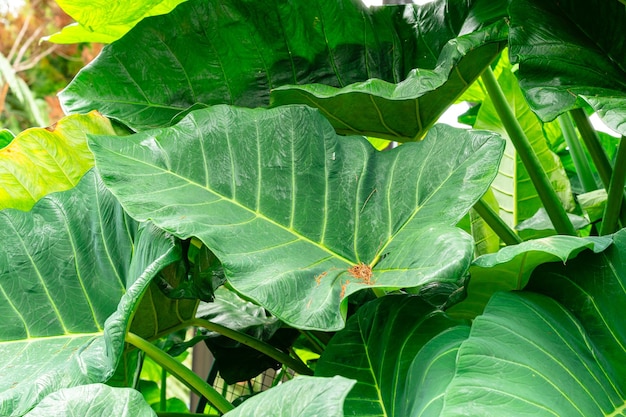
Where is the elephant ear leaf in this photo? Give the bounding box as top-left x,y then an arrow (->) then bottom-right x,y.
60,0 -> 507,139
0,171 -> 181,416
88,104 -> 504,330
508,0 -> 626,134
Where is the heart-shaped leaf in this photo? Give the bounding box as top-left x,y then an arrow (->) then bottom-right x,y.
0,112 -> 115,211
0,171 -> 181,415
60,0 -> 507,138
88,105 -> 504,330
508,0 -> 626,134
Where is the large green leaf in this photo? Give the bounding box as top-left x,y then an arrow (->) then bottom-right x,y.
473,53 -> 574,237
223,376 -> 355,417
508,0 -> 626,135
440,291 -> 625,416
60,0 -> 507,136
447,235 -> 611,319
88,105 -> 504,330
45,0 -> 189,44
0,112 -> 116,211
315,295 -> 463,416
526,228 -> 626,389
0,171 -> 181,416
25,384 -> 156,417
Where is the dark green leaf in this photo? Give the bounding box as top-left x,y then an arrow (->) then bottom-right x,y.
0,129 -> 14,149
61,0 -> 507,138
316,295 -> 464,416
509,0 -> 626,135
527,228 -> 626,388
89,105 -> 504,330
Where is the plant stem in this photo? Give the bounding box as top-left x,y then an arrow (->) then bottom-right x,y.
557,114 -> 596,192
570,108 -> 612,187
570,108 -> 626,226
160,367 -> 167,412
125,332 -> 234,415
473,199 -> 522,245
600,136 -> 626,235
191,318 -> 314,376
481,67 -> 576,236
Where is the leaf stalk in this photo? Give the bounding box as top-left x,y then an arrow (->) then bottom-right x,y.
557,114 -> 596,192
473,198 -> 522,245
191,318 -> 314,376
600,136 -> 626,235
125,332 -> 234,415
481,67 -> 576,235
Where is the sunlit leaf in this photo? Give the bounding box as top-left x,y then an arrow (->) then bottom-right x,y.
45,0 -> 189,44
88,105 -> 504,330
0,112 -> 116,211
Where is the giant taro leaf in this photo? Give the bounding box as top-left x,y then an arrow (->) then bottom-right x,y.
0,171 -> 181,416
0,112 -> 116,211
315,295 -> 465,416
60,0 -> 507,138
88,105 -> 504,330
508,0 -> 626,135
526,228 -> 626,390
439,291 -> 626,416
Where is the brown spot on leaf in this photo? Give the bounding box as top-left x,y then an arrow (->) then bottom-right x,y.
340,279 -> 351,299
347,262 -> 374,285
314,271 -> 327,285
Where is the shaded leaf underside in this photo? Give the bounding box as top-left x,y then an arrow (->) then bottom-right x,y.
60,0 -> 507,140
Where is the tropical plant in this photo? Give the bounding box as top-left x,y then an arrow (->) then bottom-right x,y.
1,0 -> 625,415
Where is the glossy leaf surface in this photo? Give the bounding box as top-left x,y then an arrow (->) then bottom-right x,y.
0,171 -> 180,415
448,235 -> 611,319
316,295 -> 462,416
223,376 -> 355,417
61,0 -> 506,137
26,384 -> 156,417
0,112 -> 116,211
89,105 -> 504,330
46,0 -> 189,43
527,228 -> 626,389
441,291 -> 626,416
508,0 -> 626,134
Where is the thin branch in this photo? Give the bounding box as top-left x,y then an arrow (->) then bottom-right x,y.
7,14 -> 31,62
